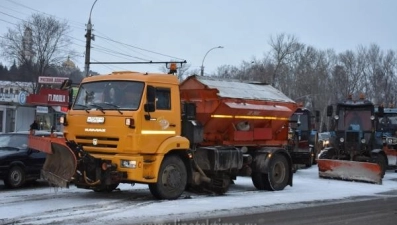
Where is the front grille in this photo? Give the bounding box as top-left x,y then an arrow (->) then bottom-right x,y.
75,136 -> 119,148
346,132 -> 359,143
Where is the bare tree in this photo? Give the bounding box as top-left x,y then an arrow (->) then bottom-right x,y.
268,33 -> 302,87
0,14 -> 72,93
214,65 -> 239,79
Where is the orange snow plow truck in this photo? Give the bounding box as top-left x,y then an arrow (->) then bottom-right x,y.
29,66 -> 298,199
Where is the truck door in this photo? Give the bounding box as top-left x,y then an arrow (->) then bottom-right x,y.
140,86 -> 179,154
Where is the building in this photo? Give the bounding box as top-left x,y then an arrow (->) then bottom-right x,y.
0,81 -> 35,133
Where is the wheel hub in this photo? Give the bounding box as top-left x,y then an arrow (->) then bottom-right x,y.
163,165 -> 181,188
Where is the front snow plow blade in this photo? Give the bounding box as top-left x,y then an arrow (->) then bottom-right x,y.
317,159 -> 382,184
42,142 -> 77,188
28,135 -> 77,188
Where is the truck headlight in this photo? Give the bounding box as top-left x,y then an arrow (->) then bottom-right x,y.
361,138 -> 366,144
121,160 -> 137,168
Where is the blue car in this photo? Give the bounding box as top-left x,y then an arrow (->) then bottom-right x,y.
0,131 -> 63,188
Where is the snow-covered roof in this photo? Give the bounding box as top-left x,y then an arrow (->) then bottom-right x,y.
194,76 -> 295,103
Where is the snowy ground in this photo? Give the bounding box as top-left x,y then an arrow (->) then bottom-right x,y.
1,166 -> 397,225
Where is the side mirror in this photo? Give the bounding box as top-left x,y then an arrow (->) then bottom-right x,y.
60,79 -> 73,90
68,88 -> 73,109
144,103 -> 155,113
146,85 -> 156,103
327,105 -> 333,117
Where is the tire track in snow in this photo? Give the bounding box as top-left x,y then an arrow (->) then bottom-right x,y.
0,193 -> 156,225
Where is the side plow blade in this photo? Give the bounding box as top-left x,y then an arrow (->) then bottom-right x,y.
28,135 -> 77,188
42,142 -> 77,188
317,159 -> 382,184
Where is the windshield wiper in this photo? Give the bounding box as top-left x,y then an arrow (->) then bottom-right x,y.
89,104 -> 105,114
103,103 -> 123,115
0,146 -> 20,150
74,104 -> 90,113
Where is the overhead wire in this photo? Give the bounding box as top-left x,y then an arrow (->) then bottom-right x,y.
91,58 -> 129,71
2,0 -> 186,67
5,0 -> 86,30
95,34 -> 186,61
0,18 -> 17,26
94,30 -> 162,61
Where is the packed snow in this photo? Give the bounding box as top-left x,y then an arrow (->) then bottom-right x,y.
1,166 -> 397,225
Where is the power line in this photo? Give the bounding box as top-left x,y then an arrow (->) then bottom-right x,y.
5,0 -> 86,29
5,0 -> 181,61
95,30 -> 162,61
91,58 -> 129,72
92,45 -> 151,61
0,18 -> 17,26
0,10 -> 25,21
2,0 -> 187,68
95,34 -> 186,61
0,4 -> 31,17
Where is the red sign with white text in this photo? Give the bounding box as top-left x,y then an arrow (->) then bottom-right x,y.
38,76 -> 68,84
26,88 -> 69,106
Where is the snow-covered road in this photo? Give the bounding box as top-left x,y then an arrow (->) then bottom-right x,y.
1,166 -> 397,225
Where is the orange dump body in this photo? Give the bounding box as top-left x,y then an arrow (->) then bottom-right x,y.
179,76 -> 298,147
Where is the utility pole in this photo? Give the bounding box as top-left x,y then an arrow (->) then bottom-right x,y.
84,0 -> 98,77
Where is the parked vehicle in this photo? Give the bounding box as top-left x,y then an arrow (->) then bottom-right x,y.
317,132 -> 334,148
30,65 -> 300,200
288,107 -> 320,168
0,131 -> 63,188
374,107 -> 397,170
317,95 -> 387,184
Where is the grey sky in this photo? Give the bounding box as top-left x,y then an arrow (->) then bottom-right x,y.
0,0 -> 396,75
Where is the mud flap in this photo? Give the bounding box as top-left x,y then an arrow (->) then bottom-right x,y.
317,159 -> 382,184
41,142 -> 77,188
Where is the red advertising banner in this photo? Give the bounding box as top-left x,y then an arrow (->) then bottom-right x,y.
26,88 -> 69,107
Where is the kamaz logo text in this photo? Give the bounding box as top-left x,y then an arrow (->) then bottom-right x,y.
84,128 -> 106,132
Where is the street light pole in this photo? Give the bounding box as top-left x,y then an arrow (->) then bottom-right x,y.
84,0 -> 99,77
200,46 -> 223,76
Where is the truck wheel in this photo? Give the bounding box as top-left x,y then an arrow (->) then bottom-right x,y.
375,155 -> 387,178
305,150 -> 314,168
5,166 -> 26,189
149,155 -> 187,200
252,154 -> 290,191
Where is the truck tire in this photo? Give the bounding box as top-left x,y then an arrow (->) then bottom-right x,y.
252,154 -> 290,191
305,150 -> 314,168
5,166 -> 26,189
149,155 -> 187,200
375,155 -> 387,178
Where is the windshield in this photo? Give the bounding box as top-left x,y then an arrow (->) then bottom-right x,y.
0,134 -> 28,149
318,132 -> 331,140
337,107 -> 373,131
73,81 -> 144,111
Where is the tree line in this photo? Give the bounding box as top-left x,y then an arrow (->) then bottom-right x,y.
209,34 -> 397,131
